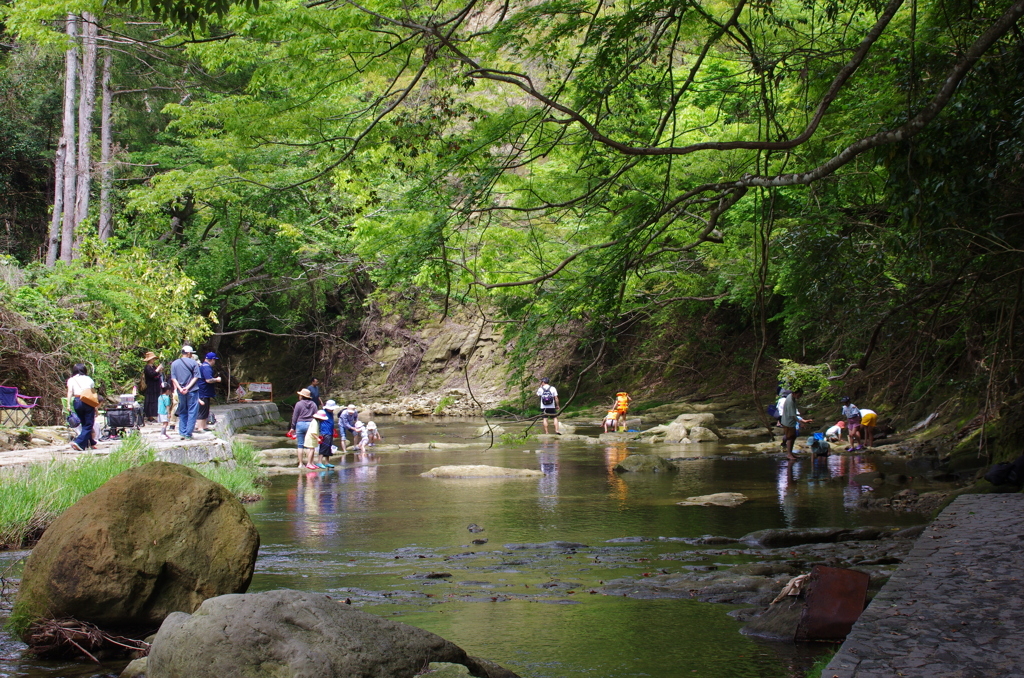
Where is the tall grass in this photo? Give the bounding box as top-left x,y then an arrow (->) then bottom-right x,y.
0,435 -> 266,548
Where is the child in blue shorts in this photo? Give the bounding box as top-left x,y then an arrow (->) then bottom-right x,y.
317,407 -> 335,468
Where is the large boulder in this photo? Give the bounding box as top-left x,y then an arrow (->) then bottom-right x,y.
146,589 -> 518,678
687,426 -> 720,442
670,412 -> 720,434
614,455 -> 677,473
662,422 -> 689,443
13,462 -> 259,637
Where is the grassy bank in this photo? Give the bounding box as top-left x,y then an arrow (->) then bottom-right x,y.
0,435 -> 267,548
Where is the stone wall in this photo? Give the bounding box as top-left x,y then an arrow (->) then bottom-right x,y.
213,402 -> 281,439
155,440 -> 234,466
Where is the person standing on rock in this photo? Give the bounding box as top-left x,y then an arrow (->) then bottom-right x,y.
339,404 -> 360,446
196,352 -> 223,432
171,346 -> 203,440
306,377 -> 322,409
536,377 -> 561,434
780,387 -> 812,461
142,352 -> 163,423
289,388 -> 318,468
611,391 -> 633,431
66,363 -> 98,451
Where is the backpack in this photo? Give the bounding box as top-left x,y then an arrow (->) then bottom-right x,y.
767,404 -> 780,420
985,454 -> 1024,486
540,386 -> 554,407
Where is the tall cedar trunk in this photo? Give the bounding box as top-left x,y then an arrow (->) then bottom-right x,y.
45,138 -> 66,266
72,13 -> 98,256
98,48 -> 113,241
58,14 -> 78,264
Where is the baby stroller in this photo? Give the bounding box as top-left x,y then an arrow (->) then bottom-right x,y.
100,395 -> 144,441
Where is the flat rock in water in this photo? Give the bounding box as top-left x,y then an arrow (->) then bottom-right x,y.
421,465 -> 544,478
614,454 -> 677,473
13,461 -> 259,636
677,492 -> 748,507
146,589 -> 518,678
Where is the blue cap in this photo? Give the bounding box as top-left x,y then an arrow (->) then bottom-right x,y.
205,352 -> 219,359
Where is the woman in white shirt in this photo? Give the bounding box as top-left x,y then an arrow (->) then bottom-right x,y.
66,363 -> 97,450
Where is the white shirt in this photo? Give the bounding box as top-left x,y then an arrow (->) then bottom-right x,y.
825,424 -> 842,440
536,385 -> 558,408
67,374 -> 95,396
860,409 -> 876,417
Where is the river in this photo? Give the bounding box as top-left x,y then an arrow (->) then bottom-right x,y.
0,416 -> 948,677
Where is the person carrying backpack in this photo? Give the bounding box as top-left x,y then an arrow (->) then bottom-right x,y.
536,377 -> 561,434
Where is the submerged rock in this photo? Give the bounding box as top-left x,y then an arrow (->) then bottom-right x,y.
146,589 -> 519,678
421,465 -> 544,478
740,526 -> 884,548
677,493 -> 748,507
615,454 -> 677,473
13,461 -> 259,637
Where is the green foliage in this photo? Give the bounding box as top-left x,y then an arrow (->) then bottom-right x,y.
0,249 -> 211,391
499,430 -> 529,445
805,649 -> 838,678
434,395 -> 456,415
778,359 -> 842,400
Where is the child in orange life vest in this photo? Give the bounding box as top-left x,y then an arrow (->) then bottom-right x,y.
603,410 -> 619,433
614,392 -> 632,431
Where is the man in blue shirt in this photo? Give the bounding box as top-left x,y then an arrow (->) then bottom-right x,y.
196,352 -> 222,432
170,346 -> 202,440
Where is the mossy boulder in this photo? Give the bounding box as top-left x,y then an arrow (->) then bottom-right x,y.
614,454 -> 677,473
146,589 -> 518,678
13,462 -> 259,637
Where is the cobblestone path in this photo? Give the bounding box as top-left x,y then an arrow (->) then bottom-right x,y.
825,493 -> 1024,677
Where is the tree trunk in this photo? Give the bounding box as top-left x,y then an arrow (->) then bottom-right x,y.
45,138 -> 66,266
72,12 -> 98,257
98,48 -> 113,241
58,14 -> 78,264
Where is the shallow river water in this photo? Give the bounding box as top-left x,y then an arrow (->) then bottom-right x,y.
0,416 -> 947,677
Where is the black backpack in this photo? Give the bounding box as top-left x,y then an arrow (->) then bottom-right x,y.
985,454 -> 1024,486
540,387 -> 554,407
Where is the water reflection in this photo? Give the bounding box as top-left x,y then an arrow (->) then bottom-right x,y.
775,455 -> 878,526
604,444 -> 630,503
537,441 -> 559,511
284,454 -> 381,543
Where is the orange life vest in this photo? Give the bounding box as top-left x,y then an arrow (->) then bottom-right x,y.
615,392 -> 629,412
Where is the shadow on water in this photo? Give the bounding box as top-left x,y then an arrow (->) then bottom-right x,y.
0,416 -> 950,677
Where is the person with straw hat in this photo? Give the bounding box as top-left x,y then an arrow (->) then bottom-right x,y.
142,351 -> 164,422
288,388 -> 318,469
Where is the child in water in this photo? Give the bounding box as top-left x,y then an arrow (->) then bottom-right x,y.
614,391 -> 632,431
366,421 -> 382,446
316,409 -> 335,468
158,385 -> 172,439
354,421 -> 369,453
603,410 -> 619,433
303,411 -> 326,469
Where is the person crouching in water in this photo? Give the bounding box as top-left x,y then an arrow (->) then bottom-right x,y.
366,421 -> 381,446
315,409 -> 335,468
603,409 -> 619,433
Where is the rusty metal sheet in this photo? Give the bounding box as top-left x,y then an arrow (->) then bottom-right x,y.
794,565 -> 869,642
